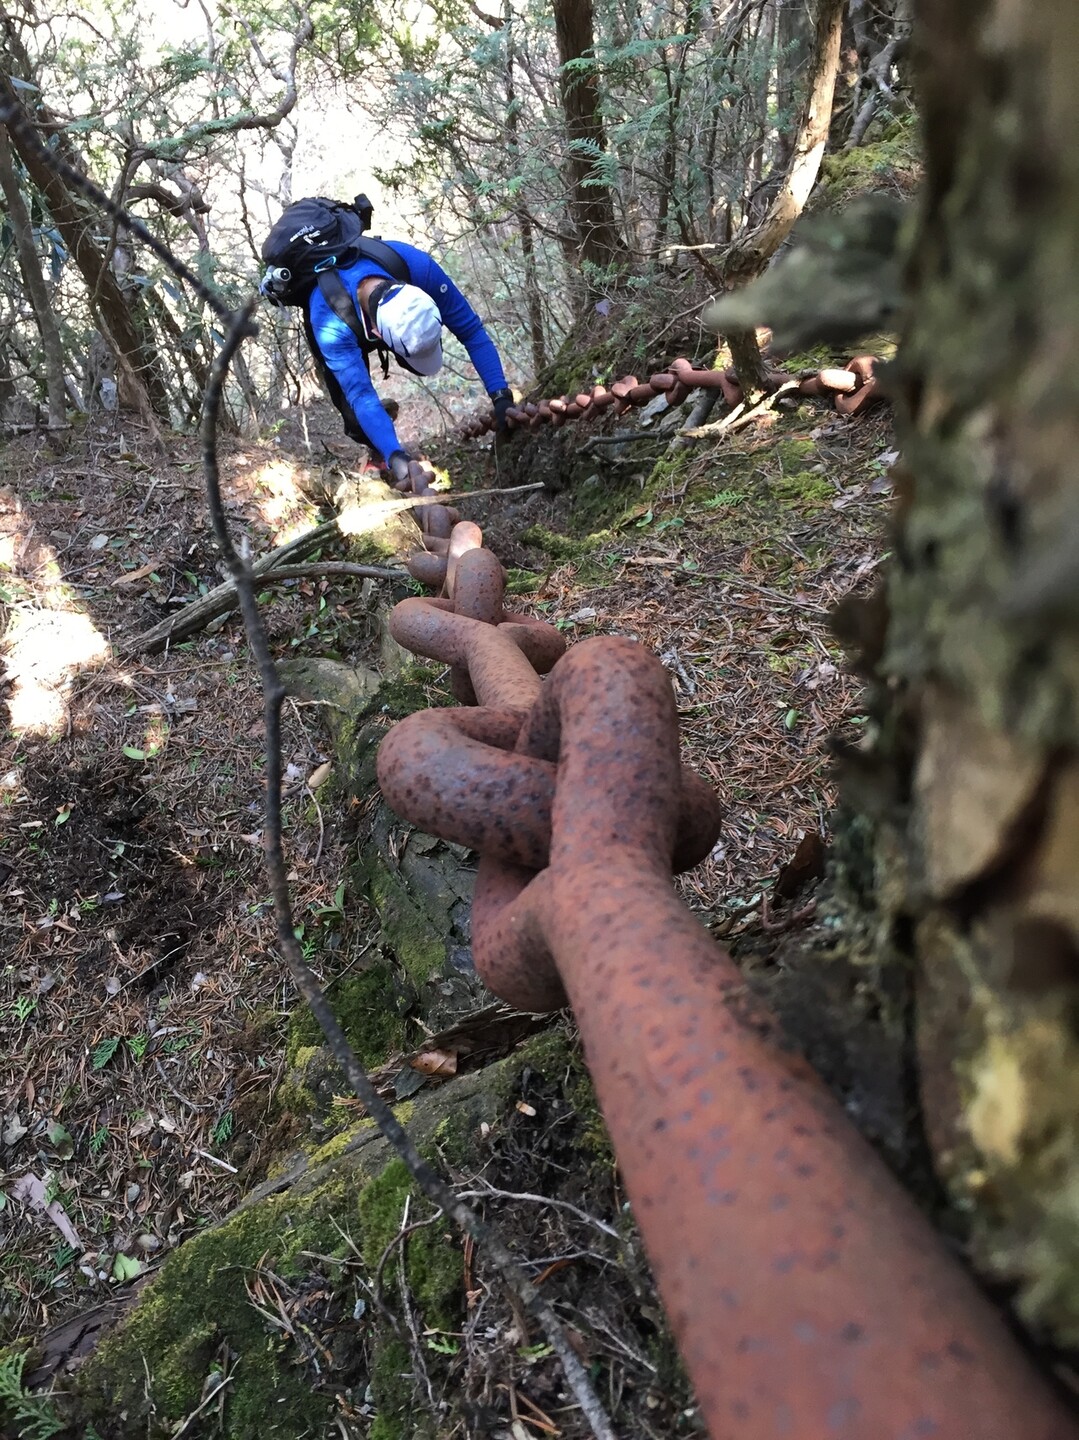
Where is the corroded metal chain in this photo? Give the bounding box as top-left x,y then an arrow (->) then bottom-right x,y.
374,489 -> 1076,1440
458,352 -> 881,439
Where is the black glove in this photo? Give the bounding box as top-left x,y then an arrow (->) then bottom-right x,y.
489,387 -> 514,432
387,450 -> 412,485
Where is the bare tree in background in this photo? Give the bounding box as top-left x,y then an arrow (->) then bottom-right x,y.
0,123 -> 66,429
721,0 -> 846,398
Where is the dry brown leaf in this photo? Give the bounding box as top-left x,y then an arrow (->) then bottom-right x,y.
774,831 -> 827,901
112,559 -> 162,586
9,1173 -> 83,1249
307,761 -> 332,790
410,1048 -> 458,1078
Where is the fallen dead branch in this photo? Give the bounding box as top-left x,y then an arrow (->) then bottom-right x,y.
122,483 -> 544,655
119,520 -> 406,654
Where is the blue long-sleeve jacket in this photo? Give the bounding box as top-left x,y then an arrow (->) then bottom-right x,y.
307,240 -> 507,460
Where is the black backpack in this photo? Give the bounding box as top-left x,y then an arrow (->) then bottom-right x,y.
261,194 -> 413,442
261,194 -> 409,303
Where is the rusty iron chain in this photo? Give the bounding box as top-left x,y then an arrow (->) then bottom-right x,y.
457,352 -> 882,439
374,464 -> 1077,1440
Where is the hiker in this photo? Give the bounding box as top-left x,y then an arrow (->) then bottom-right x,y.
259,195 -> 514,482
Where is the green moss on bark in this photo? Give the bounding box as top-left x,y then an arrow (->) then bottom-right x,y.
286,963 -> 405,1070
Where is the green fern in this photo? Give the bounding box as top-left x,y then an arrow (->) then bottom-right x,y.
702,489 -> 749,510
0,1351 -> 64,1439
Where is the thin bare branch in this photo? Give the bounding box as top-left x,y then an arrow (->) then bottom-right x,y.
200,307 -> 619,1440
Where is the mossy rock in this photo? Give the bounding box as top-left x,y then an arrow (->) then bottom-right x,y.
65,1032 -> 656,1440
359,1159 -> 463,1332
333,472 -> 422,560
354,805 -> 482,1026
281,660 -> 447,799
816,115 -> 921,207
75,1175 -> 362,1439
69,1065 -> 511,1440
519,521 -> 617,559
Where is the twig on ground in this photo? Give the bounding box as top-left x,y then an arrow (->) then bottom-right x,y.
373,1208 -> 445,1308
120,529 -> 405,654
153,1058 -> 212,1112
395,1196 -> 437,1409
170,1373 -> 235,1440
395,480 -> 545,505
456,1186 -> 620,1241
580,429 -> 670,451
707,575 -> 826,615
194,1147 -> 239,1174
244,562 -> 408,583
202,303 -> 619,1440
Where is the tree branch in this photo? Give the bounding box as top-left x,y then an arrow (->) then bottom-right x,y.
200,306 -> 619,1440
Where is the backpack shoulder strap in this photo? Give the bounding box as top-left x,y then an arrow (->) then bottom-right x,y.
356,237 -> 411,284
312,269 -> 393,379
315,269 -> 368,348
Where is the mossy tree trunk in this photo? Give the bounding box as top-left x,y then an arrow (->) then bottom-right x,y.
837,0 -> 1079,1346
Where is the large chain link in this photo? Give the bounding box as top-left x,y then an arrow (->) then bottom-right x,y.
371,460 -> 1075,1440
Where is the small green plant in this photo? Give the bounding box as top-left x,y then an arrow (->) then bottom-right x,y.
425,1334 -> 459,1355
92,1036 -> 121,1070
0,1350 -> 64,1438
312,883 -> 346,921
517,1342 -> 554,1362
49,1244 -> 77,1277
89,1126 -> 109,1155
701,488 -> 748,509
292,923 -> 317,960
126,1034 -> 149,1060
210,1110 -> 234,1146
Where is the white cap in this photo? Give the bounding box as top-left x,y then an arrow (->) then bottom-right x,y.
375,285 -> 444,375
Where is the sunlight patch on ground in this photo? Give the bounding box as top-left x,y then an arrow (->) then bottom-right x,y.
252,456 -> 305,529
3,606 -> 110,735
245,456 -> 323,546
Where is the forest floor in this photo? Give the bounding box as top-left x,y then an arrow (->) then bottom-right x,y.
0,371 -> 895,1431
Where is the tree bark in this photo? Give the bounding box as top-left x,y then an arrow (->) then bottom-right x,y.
0,76 -> 169,426
726,0 -> 845,280
832,0 -> 1079,1347
844,0 -> 912,150
0,123 -> 67,428
552,0 -> 624,279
